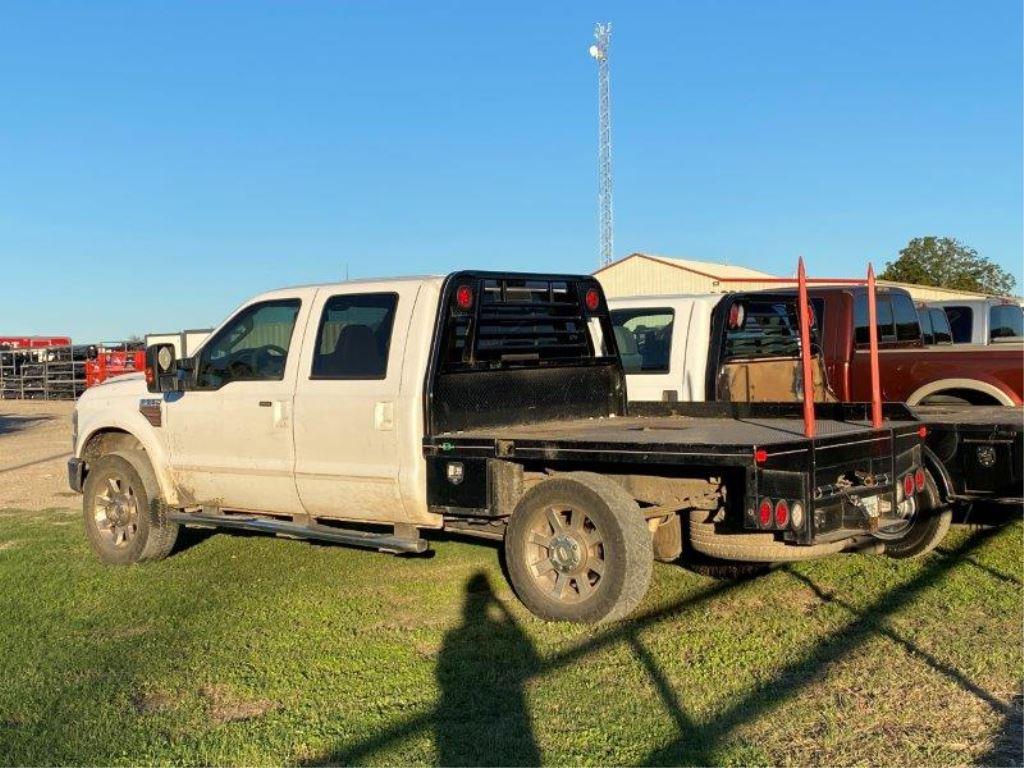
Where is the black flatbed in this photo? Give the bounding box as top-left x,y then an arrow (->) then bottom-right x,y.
429,402 -> 922,475
909,405 -> 1022,503
911,404 -> 1023,428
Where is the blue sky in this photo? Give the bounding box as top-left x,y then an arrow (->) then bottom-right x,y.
1,0 -> 1021,341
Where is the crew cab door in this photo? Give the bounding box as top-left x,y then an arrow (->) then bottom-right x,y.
291,283 -> 420,521
162,293 -> 309,514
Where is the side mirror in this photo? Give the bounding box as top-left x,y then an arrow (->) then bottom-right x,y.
145,343 -> 177,393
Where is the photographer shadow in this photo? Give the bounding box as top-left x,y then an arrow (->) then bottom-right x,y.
435,572 -> 542,766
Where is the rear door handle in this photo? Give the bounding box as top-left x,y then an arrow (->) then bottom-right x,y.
258,401 -> 272,407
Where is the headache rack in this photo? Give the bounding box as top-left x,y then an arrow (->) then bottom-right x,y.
440,273 -> 614,370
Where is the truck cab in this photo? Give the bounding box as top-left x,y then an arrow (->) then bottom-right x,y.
927,298 -> 1024,346
74,276 -> 442,527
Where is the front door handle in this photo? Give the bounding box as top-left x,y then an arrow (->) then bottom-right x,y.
375,401 -> 394,431
258,401 -> 272,407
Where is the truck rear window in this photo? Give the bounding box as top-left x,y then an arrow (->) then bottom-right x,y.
721,299 -> 802,360
990,304 -> 1023,341
609,309 -> 673,373
439,276 -> 616,371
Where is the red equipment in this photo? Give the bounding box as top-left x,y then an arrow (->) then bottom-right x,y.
0,336 -> 71,349
85,349 -> 146,387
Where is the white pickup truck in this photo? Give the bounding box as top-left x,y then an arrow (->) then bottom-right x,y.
69,271 -> 929,623
927,298 -> 1024,346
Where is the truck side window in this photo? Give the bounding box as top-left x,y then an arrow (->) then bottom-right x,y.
892,293 -> 920,342
943,306 -> 973,343
930,309 -> 953,344
608,309 -> 673,373
917,307 -> 934,344
854,294 -> 896,346
311,293 -> 398,379
195,299 -> 301,389
990,305 -> 1023,341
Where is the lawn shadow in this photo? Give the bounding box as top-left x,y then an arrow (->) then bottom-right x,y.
304,525 -> 1011,766
976,691 -> 1023,767
435,572 -> 541,766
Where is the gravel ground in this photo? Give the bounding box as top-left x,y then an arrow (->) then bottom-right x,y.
0,400 -> 76,511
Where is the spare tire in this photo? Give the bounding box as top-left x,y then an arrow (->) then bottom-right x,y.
884,469 -> 951,559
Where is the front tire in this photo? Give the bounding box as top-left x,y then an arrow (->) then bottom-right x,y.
884,469 -> 951,559
83,451 -> 178,565
504,472 -> 653,624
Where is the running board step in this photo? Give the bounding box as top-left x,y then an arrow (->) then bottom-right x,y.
166,512 -> 429,554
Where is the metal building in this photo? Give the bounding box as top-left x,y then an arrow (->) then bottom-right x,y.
594,252 -> 1004,301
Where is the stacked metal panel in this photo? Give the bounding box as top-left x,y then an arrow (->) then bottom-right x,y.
0,344 -> 88,400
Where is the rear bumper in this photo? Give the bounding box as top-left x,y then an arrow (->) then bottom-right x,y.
744,427 -> 923,545
67,457 -> 85,493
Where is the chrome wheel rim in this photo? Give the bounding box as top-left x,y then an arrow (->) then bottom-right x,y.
526,505 -> 605,602
94,475 -> 140,548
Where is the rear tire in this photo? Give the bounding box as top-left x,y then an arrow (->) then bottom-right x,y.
83,451 -> 179,565
504,473 -> 652,624
884,470 -> 951,559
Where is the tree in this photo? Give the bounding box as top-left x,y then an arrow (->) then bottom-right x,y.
880,237 -> 1016,296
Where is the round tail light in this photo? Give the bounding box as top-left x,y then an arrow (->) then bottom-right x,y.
914,468 -> 926,492
790,502 -> 805,529
584,288 -> 601,311
455,285 -> 474,310
758,498 -> 773,528
728,303 -> 746,330
903,474 -> 915,497
774,499 -> 790,528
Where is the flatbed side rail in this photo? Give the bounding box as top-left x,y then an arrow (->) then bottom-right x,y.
626,399 -> 917,424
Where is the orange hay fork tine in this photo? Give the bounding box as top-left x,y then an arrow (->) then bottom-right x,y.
797,257 -> 816,439
866,264 -> 883,428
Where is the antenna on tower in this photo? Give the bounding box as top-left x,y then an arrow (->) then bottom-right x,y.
589,23 -> 614,268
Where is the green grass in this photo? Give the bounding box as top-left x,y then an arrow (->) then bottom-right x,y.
0,508 -> 1020,766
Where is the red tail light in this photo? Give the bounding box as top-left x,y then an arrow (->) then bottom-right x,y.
759,499 -> 773,527
727,303 -> 746,330
774,499 -> 790,527
584,288 -> 601,312
918,425 -> 928,439
144,367 -> 155,385
455,285 -> 474,310
754,448 -> 768,464
903,474 -> 915,497
914,468 -> 926,492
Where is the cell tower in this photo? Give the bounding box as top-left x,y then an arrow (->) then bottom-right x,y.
589,23 -> 614,268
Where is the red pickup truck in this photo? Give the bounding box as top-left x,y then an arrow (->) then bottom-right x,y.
805,285 -> 1023,407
